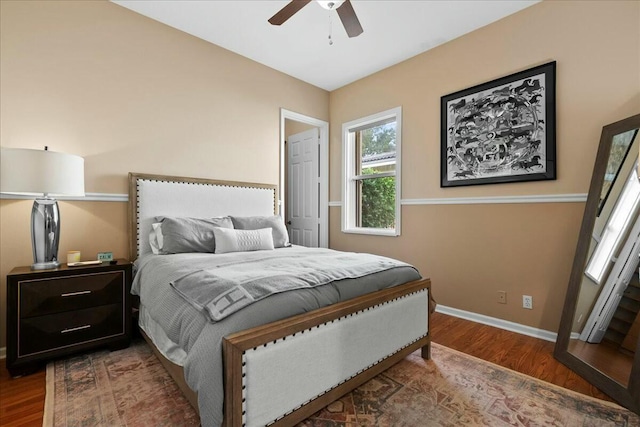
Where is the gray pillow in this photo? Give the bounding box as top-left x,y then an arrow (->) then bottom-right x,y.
230,215 -> 290,248
156,216 -> 234,254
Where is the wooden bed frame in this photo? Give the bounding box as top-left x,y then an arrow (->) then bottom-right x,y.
128,172 -> 431,427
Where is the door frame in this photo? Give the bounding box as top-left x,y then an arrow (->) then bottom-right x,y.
280,108 -> 329,248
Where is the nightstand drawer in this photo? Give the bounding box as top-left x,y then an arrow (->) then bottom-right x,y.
19,303 -> 124,357
20,271 -> 124,318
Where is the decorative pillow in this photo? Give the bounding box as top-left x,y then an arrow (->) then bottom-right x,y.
156,216 -> 234,254
230,215 -> 290,248
213,227 -> 274,254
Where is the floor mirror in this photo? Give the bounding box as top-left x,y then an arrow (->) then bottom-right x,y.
555,113 -> 640,414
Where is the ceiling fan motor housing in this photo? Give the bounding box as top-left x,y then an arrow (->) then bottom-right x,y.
317,1 -> 345,10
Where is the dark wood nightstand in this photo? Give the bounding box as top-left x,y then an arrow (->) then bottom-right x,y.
6,259 -> 132,377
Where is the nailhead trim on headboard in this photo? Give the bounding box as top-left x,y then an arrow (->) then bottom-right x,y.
129,172 -> 278,261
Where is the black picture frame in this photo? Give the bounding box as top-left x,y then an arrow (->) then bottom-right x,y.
441,61 -> 556,187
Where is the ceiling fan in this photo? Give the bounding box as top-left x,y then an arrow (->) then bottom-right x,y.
268,0 -> 364,38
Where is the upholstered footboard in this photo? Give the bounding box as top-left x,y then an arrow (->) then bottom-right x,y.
223,278 -> 431,427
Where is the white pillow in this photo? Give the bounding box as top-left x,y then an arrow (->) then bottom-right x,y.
149,222 -> 164,254
230,215 -> 291,248
213,227 -> 274,254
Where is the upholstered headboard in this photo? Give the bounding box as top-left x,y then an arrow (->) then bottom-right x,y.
128,173 -> 278,260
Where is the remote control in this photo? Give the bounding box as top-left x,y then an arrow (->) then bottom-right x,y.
67,260 -> 103,267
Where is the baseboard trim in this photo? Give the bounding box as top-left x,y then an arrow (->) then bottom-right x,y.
1,192 -> 128,202
435,304 -> 558,342
0,347 -> 6,360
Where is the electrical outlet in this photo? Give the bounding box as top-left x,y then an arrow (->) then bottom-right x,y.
523,295 -> 533,309
498,291 -> 507,304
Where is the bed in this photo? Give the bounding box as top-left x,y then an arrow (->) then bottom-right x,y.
128,172 -> 431,427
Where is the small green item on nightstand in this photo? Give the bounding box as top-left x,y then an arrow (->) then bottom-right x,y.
97,251 -> 113,261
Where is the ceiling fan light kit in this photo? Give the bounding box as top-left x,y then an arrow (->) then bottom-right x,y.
317,0 -> 345,10
269,0 -> 363,39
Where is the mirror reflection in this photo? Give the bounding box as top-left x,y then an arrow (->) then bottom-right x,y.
567,123 -> 640,388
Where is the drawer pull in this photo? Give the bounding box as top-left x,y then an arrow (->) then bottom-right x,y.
61,290 -> 92,297
61,325 -> 91,334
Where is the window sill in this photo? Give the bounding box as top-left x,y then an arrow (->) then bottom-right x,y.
341,228 -> 399,237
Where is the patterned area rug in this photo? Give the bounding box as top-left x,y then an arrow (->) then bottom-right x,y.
44,340 -> 199,427
44,340 -> 640,427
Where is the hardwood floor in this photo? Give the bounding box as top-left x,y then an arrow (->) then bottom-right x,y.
429,312 -> 611,401
0,312 -> 612,427
0,361 -> 46,427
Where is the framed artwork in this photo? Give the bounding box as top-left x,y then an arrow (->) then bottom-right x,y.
441,61 -> 556,187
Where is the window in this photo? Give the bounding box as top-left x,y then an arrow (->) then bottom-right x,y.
585,162 -> 640,283
342,107 -> 401,236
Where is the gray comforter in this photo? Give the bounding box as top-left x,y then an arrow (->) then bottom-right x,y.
132,246 -> 420,427
171,248 -> 412,321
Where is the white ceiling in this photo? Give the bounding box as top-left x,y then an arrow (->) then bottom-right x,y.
112,0 -> 539,91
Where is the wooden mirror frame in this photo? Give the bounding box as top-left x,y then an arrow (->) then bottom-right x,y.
554,113 -> 640,414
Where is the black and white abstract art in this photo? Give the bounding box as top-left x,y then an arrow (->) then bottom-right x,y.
441,62 -> 556,187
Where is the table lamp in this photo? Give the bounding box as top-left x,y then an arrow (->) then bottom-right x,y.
1,147 -> 85,269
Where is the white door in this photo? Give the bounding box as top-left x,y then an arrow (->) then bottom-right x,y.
288,128 -> 320,247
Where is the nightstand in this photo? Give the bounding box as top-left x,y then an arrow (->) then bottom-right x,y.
6,259 -> 132,377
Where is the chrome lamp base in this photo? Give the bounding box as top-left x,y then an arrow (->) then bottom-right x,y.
31,260 -> 60,270
31,198 -> 61,270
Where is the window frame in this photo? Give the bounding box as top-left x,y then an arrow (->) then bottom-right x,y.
341,107 -> 402,236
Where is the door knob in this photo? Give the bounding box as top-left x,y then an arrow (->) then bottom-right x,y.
287,221 -> 292,225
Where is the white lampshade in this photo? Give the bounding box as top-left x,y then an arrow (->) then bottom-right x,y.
0,147 -> 85,197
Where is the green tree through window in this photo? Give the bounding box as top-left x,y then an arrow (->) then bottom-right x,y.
361,125 -> 396,156
359,123 -> 396,228
361,173 -> 396,228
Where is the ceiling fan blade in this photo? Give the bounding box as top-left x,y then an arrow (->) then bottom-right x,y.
268,0 -> 312,26
336,0 -> 363,38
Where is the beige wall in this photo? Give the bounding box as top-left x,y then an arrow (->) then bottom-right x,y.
329,0 -> 640,333
1,0 -> 639,350
285,119 -> 316,140
0,0 -> 329,348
